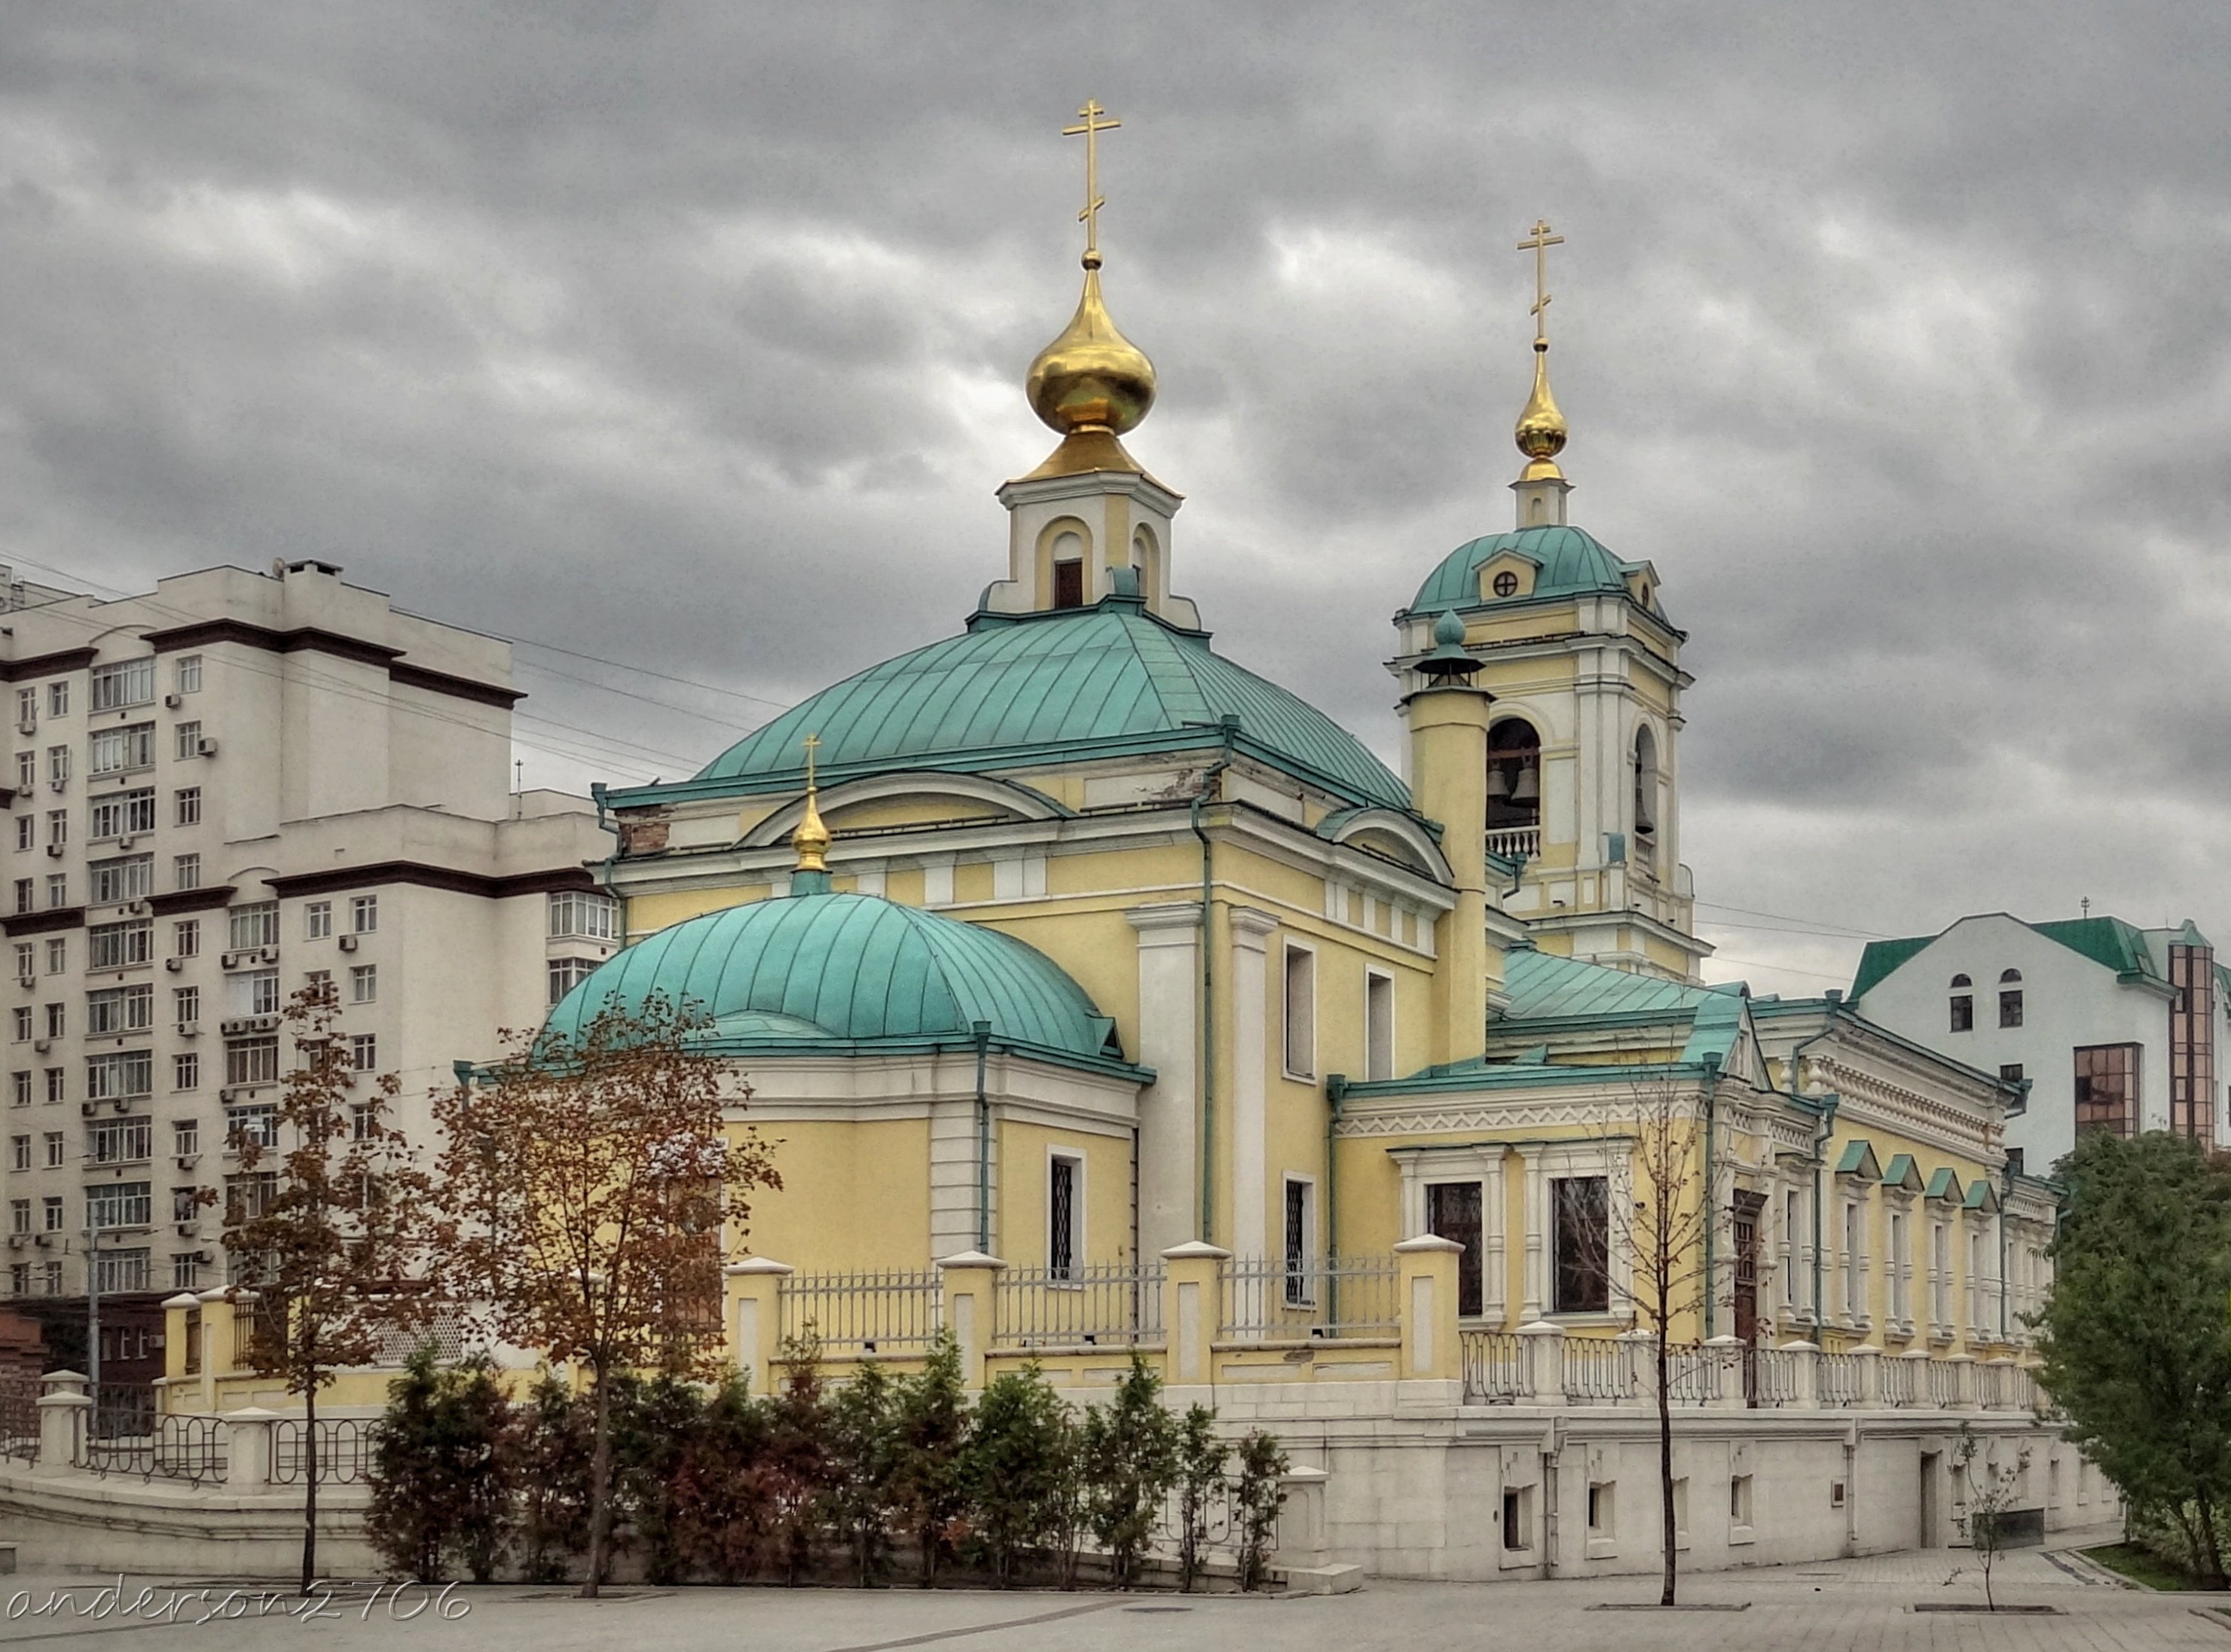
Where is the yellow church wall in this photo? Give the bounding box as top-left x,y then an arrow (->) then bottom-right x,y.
952,860 -> 995,903
824,797 -> 1008,832
885,866 -> 925,905
628,884 -> 766,936
726,1115 -> 934,1270
1043,840 -> 1198,899
995,1117 -> 1135,1269
1462,606 -> 1582,646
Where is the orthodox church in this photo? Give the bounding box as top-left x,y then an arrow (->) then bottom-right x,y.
561,122 -> 2052,1357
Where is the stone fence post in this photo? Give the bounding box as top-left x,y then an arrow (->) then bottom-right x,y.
1392,1235 -> 1462,1382
1983,1355 -> 2017,1411
1273,1465 -> 1331,1567
1780,1339 -> 1820,1408
193,1286 -> 231,1409
1517,1321 -> 1566,1407
722,1257 -> 792,1398
1853,1342 -> 1882,1406
934,1251 -> 1007,1388
1705,1335 -> 1747,1411
1160,1241 -> 1230,1387
225,1407 -> 278,1492
1944,1351 -> 1977,1412
35,1370 -> 89,1476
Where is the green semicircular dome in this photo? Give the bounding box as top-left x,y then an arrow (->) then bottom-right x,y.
543,891 -> 1129,1069
691,604 -> 1409,813
1407,524 -> 1656,616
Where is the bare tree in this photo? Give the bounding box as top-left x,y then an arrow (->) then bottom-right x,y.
224,983 -> 434,1592
430,991 -> 781,1597
1953,1423 -> 2032,1611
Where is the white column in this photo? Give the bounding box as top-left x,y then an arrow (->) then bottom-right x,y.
1228,908 -> 1279,1261
1129,903 -> 1202,1257
1517,1144 -> 1548,1322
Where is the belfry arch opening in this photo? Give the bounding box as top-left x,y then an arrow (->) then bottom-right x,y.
1633,724 -> 1660,869
1487,718 -> 1542,841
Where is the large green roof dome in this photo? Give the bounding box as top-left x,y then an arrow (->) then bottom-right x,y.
1407,524 -> 1658,618
544,891 -> 1136,1075
675,599 -> 1409,814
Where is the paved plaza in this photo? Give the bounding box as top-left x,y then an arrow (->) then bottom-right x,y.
0,1526 -> 2211,1650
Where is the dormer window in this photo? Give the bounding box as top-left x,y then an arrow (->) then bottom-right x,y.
1487,719 -> 1541,830
1948,973 -> 1973,1033
1492,570 -> 1519,598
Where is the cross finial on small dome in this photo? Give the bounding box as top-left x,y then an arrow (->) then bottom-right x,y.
791,732 -> 830,879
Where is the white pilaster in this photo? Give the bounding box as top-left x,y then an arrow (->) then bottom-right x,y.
1228,908 -> 1279,1260
1129,902 -> 1203,1257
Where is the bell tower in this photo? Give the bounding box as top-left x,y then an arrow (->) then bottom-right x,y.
1394,221 -> 1707,985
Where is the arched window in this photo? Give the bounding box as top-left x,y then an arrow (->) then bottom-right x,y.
1487,719 -> 1541,830
1632,726 -> 1659,839
1949,974 -> 1973,1034
1999,969 -> 2022,983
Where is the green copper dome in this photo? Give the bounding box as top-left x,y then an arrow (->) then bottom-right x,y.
1406,524 -> 1661,618
665,600 -> 1409,814
543,891 -> 1136,1074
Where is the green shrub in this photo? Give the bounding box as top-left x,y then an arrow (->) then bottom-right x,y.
1082,1354 -> 1179,1588
891,1331 -> 972,1586
1233,1430 -> 1289,1592
364,1348 -> 516,1583
965,1362 -> 1073,1585
1172,1405 -> 1228,1591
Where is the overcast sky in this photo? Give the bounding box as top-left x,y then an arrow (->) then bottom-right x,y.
0,3 -> 2224,997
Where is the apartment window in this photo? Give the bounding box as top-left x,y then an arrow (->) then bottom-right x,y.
85,984 -> 154,1036
350,1034 -> 378,1072
349,895 -> 378,934
87,1180 -> 151,1230
45,745 -> 68,786
11,880 -> 29,916
41,1194 -> 62,1229
173,787 -> 200,827
8,1072 -> 26,1109
171,1254 -> 200,1292
164,984 -> 196,1029
87,919 -> 151,971
348,963 -> 377,1005
176,656 -> 202,695
225,1037 -> 280,1088
228,902 -> 279,951
88,1115 -> 151,1166
88,659 -> 154,713
12,689 -> 31,728
349,1101 -> 374,1143
88,722 -> 154,775
2075,1043 -> 2141,1137
8,1007 -> 26,1043
40,1131 -> 61,1168
8,1200 -> 26,1235
88,853 -> 153,904
1283,1176 -> 1317,1306
173,918 -> 200,958
7,1135 -> 25,1171
44,808 -> 65,847
85,1051 -> 154,1102
89,789 -> 155,840
1365,970 -> 1395,1082
237,969 -> 280,1018
173,853 -> 200,891
46,682 -> 66,718
1047,1152 -> 1081,1280
548,890 -> 618,942
42,1070 -> 61,1105
11,750 -> 30,791
1730,1474 -> 1754,1527
1282,945 -> 1316,1079
1428,1180 -> 1485,1318
9,943 -> 27,984
548,956 -> 599,1005
224,1101 -> 277,1151
1948,974 -> 1973,1033
173,721 -> 203,761
173,1119 -> 198,1156
225,1171 -> 277,1223
42,937 -> 63,976
2000,1063 -> 2025,1083
1551,1176 -> 1609,1313
304,901 -> 332,940
304,968 -> 332,1000
12,817 -> 28,853
43,873 -> 66,909
43,1002 -> 63,1038
172,1186 -> 203,1223
1999,969 -> 2024,1028
5,1263 -> 24,1295
173,1052 -> 198,1091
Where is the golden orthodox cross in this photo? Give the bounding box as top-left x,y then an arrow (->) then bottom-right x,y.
1063,99 -> 1121,264
801,731 -> 820,789
1517,218 -> 1564,342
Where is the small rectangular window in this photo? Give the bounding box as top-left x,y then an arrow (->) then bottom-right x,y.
1052,559 -> 1083,609
13,690 -> 32,728
1948,994 -> 1973,1032
12,751 -> 31,791
304,901 -> 332,939
173,1052 -> 199,1092
173,721 -> 202,761
547,890 -> 617,942
13,816 -> 29,852
173,786 -> 200,827
42,1069 -> 61,1104
44,873 -> 66,909
45,745 -> 68,786
9,1072 -> 27,1108
350,1033 -> 378,1072
173,853 -> 200,891
173,1119 -> 199,1155
173,985 -> 198,1028
45,809 -> 65,847
176,655 -> 202,695
43,1132 -> 64,1168
350,894 -> 378,934
1365,970 -> 1395,1082
1502,1486 -> 1531,1551
1282,945 -> 1316,1079
1999,989 -> 2023,1028
349,963 -> 377,1004
1551,1176 -> 1609,1313
173,918 -> 200,958
548,956 -> 598,1004
2074,1043 -> 2141,1137
2000,1063 -> 2024,1083
46,682 -> 66,719
1047,1152 -> 1080,1280
1428,1180 -> 1484,1318
1283,1176 -> 1316,1305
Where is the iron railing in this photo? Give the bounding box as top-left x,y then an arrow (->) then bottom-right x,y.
93,1385 -> 155,1440
1220,1254 -> 1401,1341
272,1417 -> 368,1486
0,1372 -> 37,1463
1563,1337 -> 1635,1403
1664,1343 -> 1723,1406
778,1268 -> 943,1356
995,1261 -> 1165,1348
84,1412 -> 228,1486
1459,1330 -> 1530,1403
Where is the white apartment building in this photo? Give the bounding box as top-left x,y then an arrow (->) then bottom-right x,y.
0,559 -> 613,1306
1850,912 -> 2227,1177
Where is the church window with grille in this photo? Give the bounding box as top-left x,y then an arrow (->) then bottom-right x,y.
1429,1180 -> 1484,1318
1047,1153 -> 1081,1280
1551,1175 -> 1609,1314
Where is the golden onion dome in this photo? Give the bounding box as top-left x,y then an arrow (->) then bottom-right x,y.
1514,339 -> 1567,481
790,785 -> 830,875
1026,263 -> 1157,443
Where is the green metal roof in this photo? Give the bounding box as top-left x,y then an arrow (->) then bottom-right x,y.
1404,525 -> 1663,618
543,891 -> 1138,1076
1499,945 -> 1718,1021
1926,1166 -> 1965,1204
1847,935 -> 1936,1001
1835,1140 -> 1881,1179
1883,1153 -> 1924,1192
1852,913 -> 2184,1001
625,597 -> 1408,814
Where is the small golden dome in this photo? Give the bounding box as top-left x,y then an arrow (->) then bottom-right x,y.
1514,339 -> 1567,481
791,788 -> 830,875
1027,266 -> 1157,441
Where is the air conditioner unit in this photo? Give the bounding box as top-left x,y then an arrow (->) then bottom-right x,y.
14,720 -> 32,737
218,1087 -> 239,1104
337,934 -> 359,953
164,957 -> 182,973
162,694 -> 182,710
31,1234 -> 50,1248
47,780 -> 63,794
195,738 -> 218,758
79,1101 -> 98,1117
15,974 -> 32,991
173,1223 -> 199,1239
186,1250 -> 210,1264
32,1040 -> 49,1054
5,1235 -> 23,1250
43,843 -> 61,859
118,836 -> 133,850
219,951 -> 240,970
258,948 -> 277,964
175,1153 -> 198,1171
125,901 -> 146,915
110,1097 -> 130,1113
177,1021 -> 198,1037
219,1018 -> 248,1037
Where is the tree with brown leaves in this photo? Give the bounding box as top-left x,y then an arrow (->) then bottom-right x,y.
224,982 -> 436,1593
430,991 -> 780,1597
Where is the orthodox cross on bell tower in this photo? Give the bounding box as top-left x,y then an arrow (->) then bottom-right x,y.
1517,218 -> 1564,345
1062,99 -> 1121,268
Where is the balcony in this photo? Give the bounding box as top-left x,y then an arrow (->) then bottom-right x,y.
1485,826 -> 1540,861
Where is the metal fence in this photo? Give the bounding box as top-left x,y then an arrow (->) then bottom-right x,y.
272,1417 -> 369,1486
84,1413 -> 228,1486
93,1385 -> 155,1440
778,1268 -> 943,1356
1664,1343 -> 1723,1406
1563,1337 -> 1635,1403
1460,1330 -> 1530,1403
995,1261 -> 1165,1348
1220,1254 -> 1401,1341
1816,1351 -> 1864,1407
0,1372 -> 37,1463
